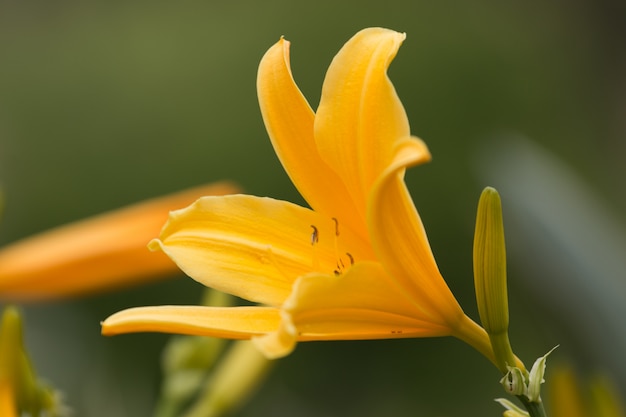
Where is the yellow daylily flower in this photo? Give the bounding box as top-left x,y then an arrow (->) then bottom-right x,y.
102,27 -> 494,362
0,182 -> 238,301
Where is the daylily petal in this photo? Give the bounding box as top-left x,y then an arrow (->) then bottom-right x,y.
254,261 -> 454,360
368,146 -> 499,363
285,262 -> 452,341
368,138 -> 461,325
101,305 -> 281,339
0,380 -> 16,417
251,309 -> 298,359
257,37 -> 362,235
0,182 -> 239,301
149,195 -> 374,307
315,28 -> 414,219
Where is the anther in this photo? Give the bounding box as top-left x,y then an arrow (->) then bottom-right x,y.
339,258 -> 345,269
310,225 -> 319,245
332,217 -> 340,236
346,252 -> 354,265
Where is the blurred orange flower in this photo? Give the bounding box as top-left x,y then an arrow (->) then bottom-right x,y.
0,182 -> 238,301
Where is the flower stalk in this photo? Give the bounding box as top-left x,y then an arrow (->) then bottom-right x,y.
474,187 -> 554,417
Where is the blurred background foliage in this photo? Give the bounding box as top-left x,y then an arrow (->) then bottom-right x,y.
0,0 -> 624,415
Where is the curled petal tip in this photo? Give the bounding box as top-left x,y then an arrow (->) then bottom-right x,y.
148,238 -> 162,252
251,311 -> 297,359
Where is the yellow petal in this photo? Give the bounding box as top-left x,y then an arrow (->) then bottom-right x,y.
257,37 -> 361,235
251,309 -> 298,359
368,138 -> 461,326
0,379 -> 17,417
367,142 -> 496,363
0,182 -> 239,301
101,306 -> 281,339
285,262 -> 453,341
149,195 -> 374,307
315,28 -> 412,217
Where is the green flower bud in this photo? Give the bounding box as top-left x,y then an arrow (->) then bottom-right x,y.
473,187 -> 517,372
474,187 -> 509,333
501,366 -> 527,396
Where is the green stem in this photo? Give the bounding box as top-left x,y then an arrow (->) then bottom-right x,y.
452,314 -> 499,368
180,342 -> 273,417
489,331 -> 518,373
452,315 -> 526,370
518,396 -> 548,417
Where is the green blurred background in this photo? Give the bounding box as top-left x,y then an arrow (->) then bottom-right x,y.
1,0 -> 625,415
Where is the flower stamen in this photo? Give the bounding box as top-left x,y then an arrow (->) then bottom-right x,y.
309,225 -> 321,270
310,225 -> 319,245
333,252 -> 355,276
331,218 -> 342,270
332,217 -> 340,236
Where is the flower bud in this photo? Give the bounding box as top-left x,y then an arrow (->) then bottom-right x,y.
501,366 -> 527,396
473,187 -> 517,372
474,187 -> 508,333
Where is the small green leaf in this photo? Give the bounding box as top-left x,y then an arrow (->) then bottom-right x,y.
527,345 -> 558,401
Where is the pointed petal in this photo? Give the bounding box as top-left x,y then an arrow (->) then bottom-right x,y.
257,38 -> 361,234
368,138 -> 463,327
0,380 -> 17,417
315,28 -> 413,217
253,261 -> 454,360
101,306 -> 281,338
0,182 -> 239,301
285,262 -> 453,341
150,195 -> 374,307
